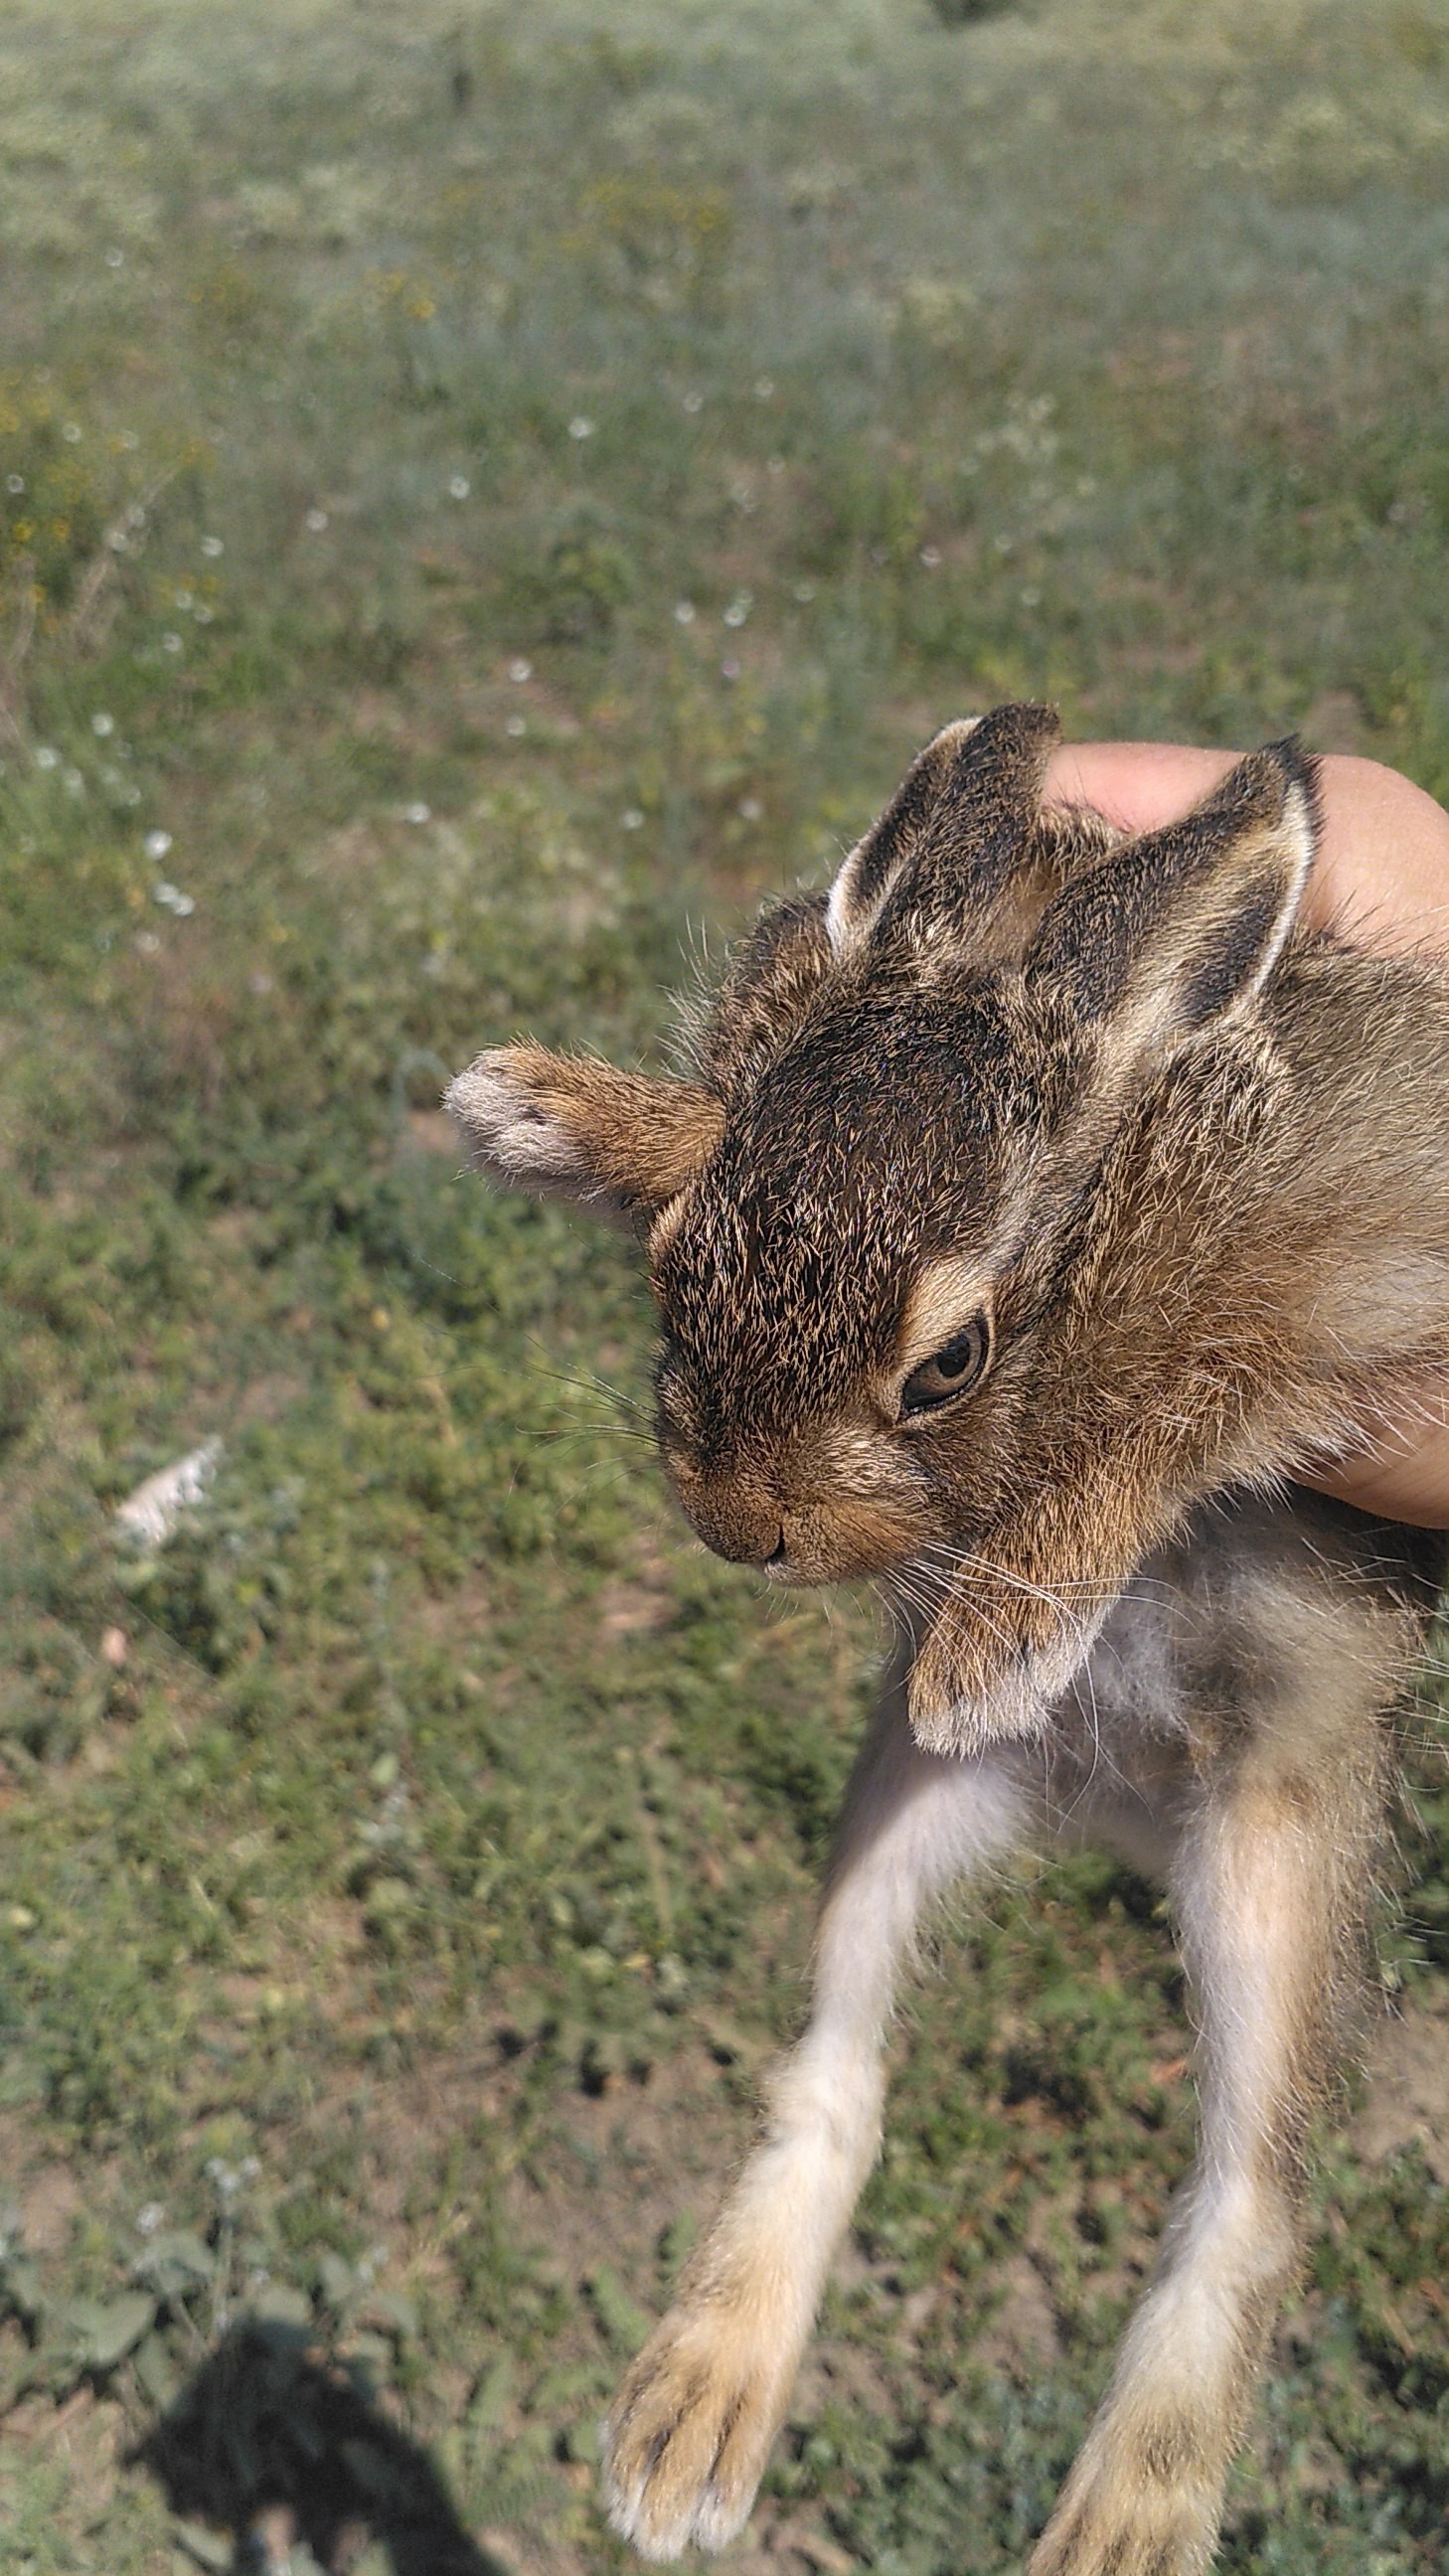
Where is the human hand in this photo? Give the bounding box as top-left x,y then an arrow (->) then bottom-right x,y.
1043,737 -> 1449,1530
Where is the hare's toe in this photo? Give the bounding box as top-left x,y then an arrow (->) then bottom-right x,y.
1027,2466 -> 1220,2576
601,2302 -> 795,2560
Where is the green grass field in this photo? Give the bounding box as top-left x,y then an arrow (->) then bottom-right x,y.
2,2 -> 1449,2567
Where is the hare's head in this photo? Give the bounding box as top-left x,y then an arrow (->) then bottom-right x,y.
450,705 -> 1317,1679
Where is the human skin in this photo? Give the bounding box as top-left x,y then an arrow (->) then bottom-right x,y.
1045,742 -> 1449,1528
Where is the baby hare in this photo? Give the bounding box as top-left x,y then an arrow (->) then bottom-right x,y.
449,703 -> 1448,2574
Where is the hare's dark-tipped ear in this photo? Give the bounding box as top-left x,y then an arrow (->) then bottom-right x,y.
446,1046 -> 724,1218
1025,739 -> 1318,1060
825,701 -> 1060,962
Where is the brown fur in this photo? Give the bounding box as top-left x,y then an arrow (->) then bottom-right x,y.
448,705 -> 1447,2571
450,703 -> 1449,1745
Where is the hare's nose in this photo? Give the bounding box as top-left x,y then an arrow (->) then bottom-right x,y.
680,1477 -> 785,1568
717,1521 -> 785,1568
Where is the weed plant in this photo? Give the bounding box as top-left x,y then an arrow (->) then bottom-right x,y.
0,2 -> 1447,2567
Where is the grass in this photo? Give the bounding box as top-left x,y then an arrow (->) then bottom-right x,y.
1,0 -> 1448,2567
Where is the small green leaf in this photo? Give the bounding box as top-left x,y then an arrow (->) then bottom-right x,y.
359,2287 -> 418,2339
133,2329 -> 181,2412
173,2522 -> 233,2573
136,2229 -> 216,2300
466,2351 -> 516,2440
0,2251 -> 46,2327
245,2282 -> 312,2332
342,2330 -> 394,2385
587,2263 -> 652,2355
63,2289 -> 157,2373
317,2250 -> 358,2314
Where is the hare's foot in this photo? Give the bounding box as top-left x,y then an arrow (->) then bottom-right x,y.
1026,2415 -> 1223,2576
601,2291 -> 803,2560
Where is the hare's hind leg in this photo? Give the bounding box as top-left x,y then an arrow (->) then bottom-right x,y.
602,1660 -> 1029,2561
1029,1648 -> 1391,2576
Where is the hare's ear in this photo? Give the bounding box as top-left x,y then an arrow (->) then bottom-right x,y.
446,1046 -> 724,1218
1025,740 -> 1318,1061
826,701 -> 1060,962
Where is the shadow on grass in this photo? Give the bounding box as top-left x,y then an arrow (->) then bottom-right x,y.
134,2318 -> 509,2576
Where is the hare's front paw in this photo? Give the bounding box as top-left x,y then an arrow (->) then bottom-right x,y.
907,1613 -> 1051,1754
907,1580 -> 1106,1754
601,2295 -> 800,2561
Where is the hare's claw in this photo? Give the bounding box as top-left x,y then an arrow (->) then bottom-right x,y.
601,2298 -> 797,2560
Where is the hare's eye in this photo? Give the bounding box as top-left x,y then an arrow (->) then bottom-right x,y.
899,1317 -> 990,1418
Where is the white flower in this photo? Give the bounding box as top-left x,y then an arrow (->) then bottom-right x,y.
105,247 -> 125,268
673,601 -> 696,625
201,535 -> 224,558
171,893 -> 196,916
919,546 -> 942,569
34,746 -> 59,769
621,807 -> 644,830
145,830 -> 173,859
174,589 -> 194,611
91,712 -> 114,736
305,508 -> 329,532
154,881 -> 180,905
738,796 -> 762,823
793,582 -> 815,603
721,657 -> 741,682
723,599 -> 749,628
194,604 -> 214,624
448,474 -> 470,499
507,657 -> 532,683
682,392 -> 704,414
136,2203 -> 164,2235
62,421 -> 82,443
135,930 -> 161,955
567,415 -> 595,440
506,715 -> 527,737
5,474 -> 23,496
162,632 -> 183,652
753,378 -> 774,399
403,801 -> 431,825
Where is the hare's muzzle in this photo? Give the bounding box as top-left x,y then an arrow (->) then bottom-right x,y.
666,1445 -> 929,1588
672,1469 -> 785,1570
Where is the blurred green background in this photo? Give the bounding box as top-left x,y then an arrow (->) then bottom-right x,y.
1,2 -> 1447,2568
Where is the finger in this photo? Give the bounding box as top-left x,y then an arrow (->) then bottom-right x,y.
1043,741 -> 1240,837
